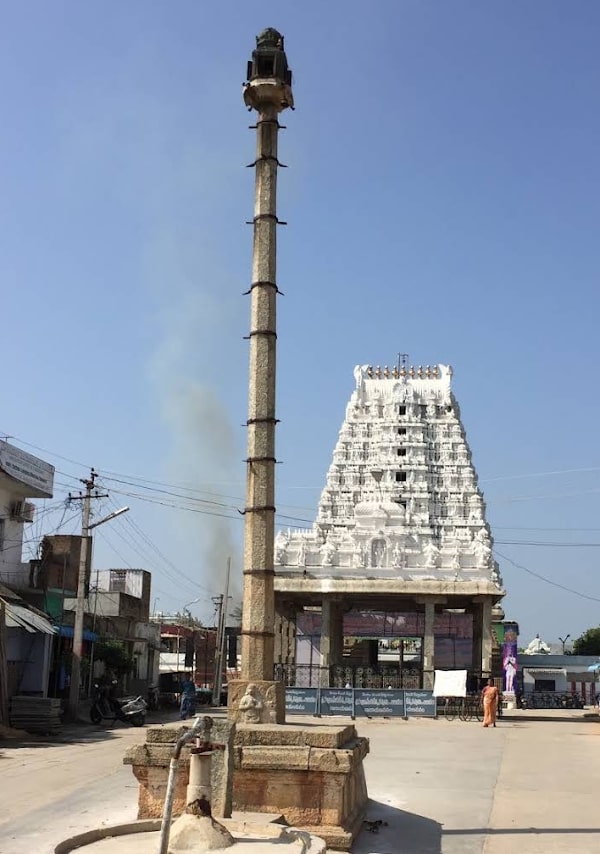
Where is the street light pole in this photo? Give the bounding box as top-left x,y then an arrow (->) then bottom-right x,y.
67,471 -> 96,720
559,634 -> 571,654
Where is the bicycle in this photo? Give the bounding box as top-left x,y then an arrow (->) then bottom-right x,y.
440,697 -> 460,721
459,695 -> 483,722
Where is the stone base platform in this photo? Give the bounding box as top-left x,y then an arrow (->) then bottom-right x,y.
124,722 -> 369,851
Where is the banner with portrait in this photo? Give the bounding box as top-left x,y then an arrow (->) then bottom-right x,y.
502,622 -> 519,694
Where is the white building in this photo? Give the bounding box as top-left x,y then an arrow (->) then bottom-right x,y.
0,441 -> 55,697
273,364 -> 504,688
0,440 -> 54,588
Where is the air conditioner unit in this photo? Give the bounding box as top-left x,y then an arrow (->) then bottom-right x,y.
9,501 -> 35,523
22,502 -> 35,523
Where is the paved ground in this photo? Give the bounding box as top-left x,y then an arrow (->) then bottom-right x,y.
1,709 -> 599,853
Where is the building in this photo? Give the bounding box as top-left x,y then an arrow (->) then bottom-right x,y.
519,654 -> 598,704
273,363 -> 504,688
62,569 -> 160,696
157,616 -> 218,688
0,440 -> 55,589
0,442 -> 57,701
1,582 -> 56,700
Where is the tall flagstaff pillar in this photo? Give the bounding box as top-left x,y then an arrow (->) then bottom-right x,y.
228,29 -> 293,724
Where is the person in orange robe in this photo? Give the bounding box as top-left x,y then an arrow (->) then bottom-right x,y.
482,678 -> 500,728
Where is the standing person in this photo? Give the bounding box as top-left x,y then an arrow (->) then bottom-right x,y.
179,672 -> 196,720
482,678 -> 500,728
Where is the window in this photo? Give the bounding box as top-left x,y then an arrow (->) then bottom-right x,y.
395,471 -> 407,482
398,405 -> 406,415
397,427 -> 407,436
397,448 -> 406,457
257,56 -> 275,76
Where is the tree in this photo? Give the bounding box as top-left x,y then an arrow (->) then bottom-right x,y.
93,639 -> 135,678
572,627 -> 600,656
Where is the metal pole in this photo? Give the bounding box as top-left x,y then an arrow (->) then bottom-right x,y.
212,559 -> 230,705
0,601 -> 9,726
87,567 -> 100,696
67,471 -> 94,719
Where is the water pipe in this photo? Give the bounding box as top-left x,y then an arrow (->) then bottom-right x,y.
158,715 -> 205,854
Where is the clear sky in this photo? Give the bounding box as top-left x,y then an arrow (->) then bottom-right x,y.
1,2 -> 599,644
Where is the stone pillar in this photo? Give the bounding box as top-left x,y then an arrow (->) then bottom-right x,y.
481,599 -> 493,677
229,34 -> 293,725
320,599 -> 343,686
274,601 -> 297,668
422,601 -> 435,690
471,602 -> 483,677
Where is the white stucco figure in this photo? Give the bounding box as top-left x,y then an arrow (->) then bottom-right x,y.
320,537 -> 336,567
392,542 -> 403,567
371,538 -> 386,568
353,543 -> 367,568
473,530 -> 491,567
450,544 -> 461,571
274,531 -> 288,565
296,539 -> 306,567
423,540 -> 439,568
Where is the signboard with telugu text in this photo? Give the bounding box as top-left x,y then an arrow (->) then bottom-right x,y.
285,687 -> 319,715
319,688 -> 355,717
354,689 -> 405,717
404,689 -> 436,717
0,440 -> 54,497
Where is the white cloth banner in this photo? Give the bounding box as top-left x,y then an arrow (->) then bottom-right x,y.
433,669 -> 467,697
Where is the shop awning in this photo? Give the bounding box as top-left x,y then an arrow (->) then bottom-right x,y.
3,601 -> 56,635
56,625 -> 98,642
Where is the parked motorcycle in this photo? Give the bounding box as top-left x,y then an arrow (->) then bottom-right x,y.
90,682 -> 147,727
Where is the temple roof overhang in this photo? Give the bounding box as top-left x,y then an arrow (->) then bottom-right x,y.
274,576 -> 503,599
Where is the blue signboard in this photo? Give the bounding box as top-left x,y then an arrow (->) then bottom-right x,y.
404,690 -> 436,717
284,687 -> 437,719
319,688 -> 355,717
285,687 -> 319,715
354,689 -> 405,717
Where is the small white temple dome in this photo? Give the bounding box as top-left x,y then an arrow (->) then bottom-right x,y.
522,634 -> 551,655
354,500 -> 405,529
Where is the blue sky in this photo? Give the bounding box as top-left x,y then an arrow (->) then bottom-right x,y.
1,2 -> 599,644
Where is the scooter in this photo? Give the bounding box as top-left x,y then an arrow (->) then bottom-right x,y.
90,682 -> 147,727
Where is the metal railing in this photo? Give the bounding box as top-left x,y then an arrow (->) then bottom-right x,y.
274,663 -> 423,689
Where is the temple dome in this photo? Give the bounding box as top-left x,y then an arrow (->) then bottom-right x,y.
354,500 -> 405,529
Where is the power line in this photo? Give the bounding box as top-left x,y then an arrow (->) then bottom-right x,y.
496,540 -> 600,547
482,465 -> 600,484
494,549 -> 600,603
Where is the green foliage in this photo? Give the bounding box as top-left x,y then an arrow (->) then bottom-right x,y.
572,627 -> 600,656
94,639 -> 135,677
175,610 -> 204,628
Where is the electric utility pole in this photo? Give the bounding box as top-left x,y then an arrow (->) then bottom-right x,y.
67,469 -> 107,719
212,558 -> 231,705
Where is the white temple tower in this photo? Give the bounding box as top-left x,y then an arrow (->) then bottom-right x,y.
274,363 -> 504,689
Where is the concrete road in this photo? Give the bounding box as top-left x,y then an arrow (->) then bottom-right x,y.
1,710 -> 599,853
0,721 -> 145,854
352,709 -> 600,854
